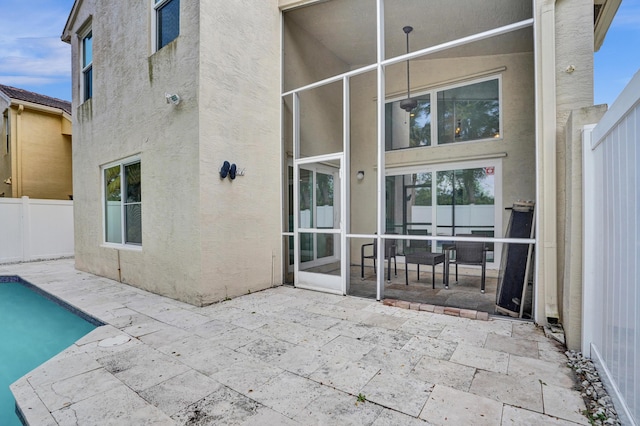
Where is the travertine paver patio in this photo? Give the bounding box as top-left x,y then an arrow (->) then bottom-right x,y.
1,259 -> 588,425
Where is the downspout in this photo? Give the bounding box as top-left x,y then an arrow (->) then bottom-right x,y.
15,104 -> 24,198
538,0 -> 560,321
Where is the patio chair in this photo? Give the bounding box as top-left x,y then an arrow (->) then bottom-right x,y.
446,234 -> 488,293
361,236 -> 397,282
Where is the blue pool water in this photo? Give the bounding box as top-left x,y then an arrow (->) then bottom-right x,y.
0,278 -> 100,425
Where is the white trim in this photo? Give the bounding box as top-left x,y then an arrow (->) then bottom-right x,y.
101,155 -> 142,248
581,124 -> 597,356
79,26 -> 92,103
385,74 -> 503,150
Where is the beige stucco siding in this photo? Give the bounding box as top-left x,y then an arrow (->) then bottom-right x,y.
70,0 -> 204,304
69,0 -> 283,305
198,0 -> 282,304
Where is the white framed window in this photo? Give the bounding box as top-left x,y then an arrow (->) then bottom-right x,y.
153,0 -> 180,51
81,30 -> 92,102
386,76 -> 502,151
103,157 -> 142,246
385,158 -> 503,267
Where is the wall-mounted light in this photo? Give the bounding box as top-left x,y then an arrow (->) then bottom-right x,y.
356,171 -> 365,181
165,93 -> 181,105
3,177 -> 11,185
455,120 -> 462,138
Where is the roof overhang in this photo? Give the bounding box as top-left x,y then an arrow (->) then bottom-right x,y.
61,0 -> 83,43
594,0 -> 622,51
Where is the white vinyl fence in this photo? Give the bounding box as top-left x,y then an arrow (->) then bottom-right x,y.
583,70 -> 640,426
0,196 -> 74,264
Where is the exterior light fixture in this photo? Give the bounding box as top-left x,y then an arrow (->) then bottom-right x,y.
455,120 -> 462,138
400,26 -> 418,113
165,93 -> 181,105
3,177 -> 11,185
356,171 -> 365,180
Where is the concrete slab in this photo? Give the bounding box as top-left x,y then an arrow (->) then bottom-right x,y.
1,259 -> 591,425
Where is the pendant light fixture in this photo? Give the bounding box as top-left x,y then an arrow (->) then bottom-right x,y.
400,26 -> 418,113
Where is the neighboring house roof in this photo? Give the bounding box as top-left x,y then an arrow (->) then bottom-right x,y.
0,84 -> 72,115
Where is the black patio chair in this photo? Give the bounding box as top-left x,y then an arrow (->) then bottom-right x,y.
446,234 -> 488,293
361,236 -> 397,282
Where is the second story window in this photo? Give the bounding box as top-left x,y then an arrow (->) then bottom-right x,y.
82,31 -> 93,102
155,0 -> 180,51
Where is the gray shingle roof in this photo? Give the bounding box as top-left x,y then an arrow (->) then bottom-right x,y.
0,84 -> 71,115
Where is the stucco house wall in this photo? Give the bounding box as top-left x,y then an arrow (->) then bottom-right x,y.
65,0 -> 282,305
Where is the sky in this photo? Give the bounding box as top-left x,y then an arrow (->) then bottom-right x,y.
0,0 -> 638,105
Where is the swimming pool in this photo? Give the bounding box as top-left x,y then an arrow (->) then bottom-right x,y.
0,277 -> 102,425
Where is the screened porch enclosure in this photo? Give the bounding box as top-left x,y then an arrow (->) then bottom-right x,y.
282,0 -> 537,316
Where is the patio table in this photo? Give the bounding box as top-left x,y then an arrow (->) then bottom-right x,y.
404,252 -> 446,288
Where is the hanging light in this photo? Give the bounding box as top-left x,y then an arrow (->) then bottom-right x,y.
400,26 -> 418,113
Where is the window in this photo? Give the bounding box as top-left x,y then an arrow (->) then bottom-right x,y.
104,159 -> 141,246
386,161 -> 500,264
386,77 -> 500,151
155,0 -> 180,51
82,31 -> 92,101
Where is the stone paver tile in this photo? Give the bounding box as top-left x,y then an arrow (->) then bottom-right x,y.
450,343 -> 509,374
239,405 -> 300,425
274,308 -> 341,330
439,325 -> 489,347
361,346 -> 419,376
75,324 -> 125,346
122,319 -> 168,338
501,404 -> 587,426
249,371 -> 333,418
229,311 -> 271,330
484,333 -> 539,358
412,356 -> 476,392
327,320 -> 373,339
272,345 -> 333,377
51,385 -> 174,425
425,312 -> 473,328
25,351 -> 102,388
319,335 -> 376,361
469,370 -> 543,412
309,357 -> 380,394
137,325 -> 192,349
139,370 -> 222,417
466,318 -> 514,337
35,368 -> 123,412
420,384 -> 503,425
361,370 -> 434,417
336,296 -> 377,310
97,344 -> 191,391
186,318 -> 238,337
170,384 -> 262,424
361,327 -> 415,350
359,312 -> 408,330
236,335 -> 297,363
401,335 -> 458,362
508,355 -> 576,389
399,318 -> 446,338
209,353 -> 284,395
148,307 -> 212,330
293,388 -> 383,425
207,326 -> 262,350
542,384 -> 589,425
257,320 -> 338,348
372,408 -> 429,425
511,322 -> 548,342
537,339 -> 569,364
10,377 -> 57,426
